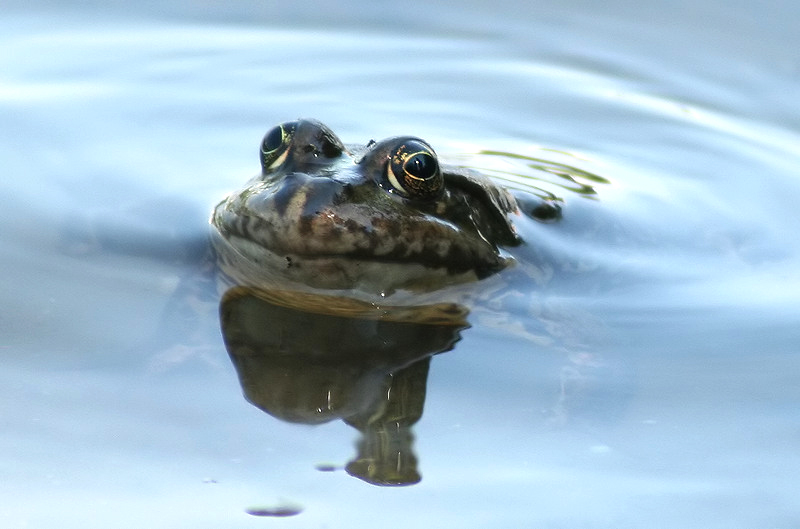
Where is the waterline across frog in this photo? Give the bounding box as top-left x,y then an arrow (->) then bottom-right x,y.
211,119 -> 556,299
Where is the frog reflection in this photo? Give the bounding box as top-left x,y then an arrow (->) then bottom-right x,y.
219,286 -> 469,486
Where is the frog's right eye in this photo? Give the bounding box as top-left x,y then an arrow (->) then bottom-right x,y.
385,139 -> 443,201
260,121 -> 298,171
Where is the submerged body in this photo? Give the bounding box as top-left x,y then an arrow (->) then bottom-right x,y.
211,119 -> 555,299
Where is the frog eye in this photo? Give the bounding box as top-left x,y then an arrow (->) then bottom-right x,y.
386,140 -> 443,200
260,121 -> 298,171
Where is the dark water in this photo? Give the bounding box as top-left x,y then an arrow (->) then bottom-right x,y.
2,1 -> 799,527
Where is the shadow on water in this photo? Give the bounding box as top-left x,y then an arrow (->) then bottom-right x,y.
219,286 -> 470,486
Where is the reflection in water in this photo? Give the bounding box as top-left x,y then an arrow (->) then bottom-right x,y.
463,150 -> 610,202
219,286 -> 469,486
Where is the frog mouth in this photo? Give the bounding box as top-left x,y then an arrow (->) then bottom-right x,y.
211,225 -> 513,297
213,207 -> 510,275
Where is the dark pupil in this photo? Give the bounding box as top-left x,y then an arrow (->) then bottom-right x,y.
262,126 -> 284,152
405,152 -> 436,179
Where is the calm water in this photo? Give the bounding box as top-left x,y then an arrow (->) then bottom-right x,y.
2,1 -> 800,527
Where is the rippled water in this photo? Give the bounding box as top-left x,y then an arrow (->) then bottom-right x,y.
3,1 -> 799,527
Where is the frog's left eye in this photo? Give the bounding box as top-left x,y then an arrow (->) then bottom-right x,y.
261,121 -> 297,171
386,140 -> 443,200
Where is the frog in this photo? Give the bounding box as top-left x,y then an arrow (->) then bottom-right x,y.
211,119 -> 560,301
174,121 -> 619,487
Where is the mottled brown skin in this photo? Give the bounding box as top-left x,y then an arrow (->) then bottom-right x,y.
211,119 -> 523,295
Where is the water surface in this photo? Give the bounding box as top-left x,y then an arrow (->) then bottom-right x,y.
2,1 -> 799,527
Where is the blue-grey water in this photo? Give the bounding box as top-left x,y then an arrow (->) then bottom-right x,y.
2,1 -> 799,527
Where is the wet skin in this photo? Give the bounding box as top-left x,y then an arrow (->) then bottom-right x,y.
211,119 -> 542,297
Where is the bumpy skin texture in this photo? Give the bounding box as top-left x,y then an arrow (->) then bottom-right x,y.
212,119 -> 522,294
